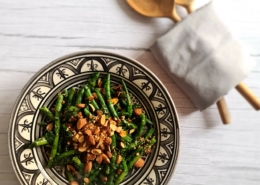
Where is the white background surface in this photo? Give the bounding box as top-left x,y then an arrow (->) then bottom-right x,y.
0,0 -> 260,184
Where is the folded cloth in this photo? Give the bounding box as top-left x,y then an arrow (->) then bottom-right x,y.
150,1 -> 255,111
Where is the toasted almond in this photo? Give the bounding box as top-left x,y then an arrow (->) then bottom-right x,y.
106,151 -> 112,158
117,169 -> 123,174
78,135 -> 85,143
116,118 -> 121,125
102,176 -> 108,182
77,103 -> 86,109
89,104 -> 95,112
91,148 -> 102,155
46,123 -> 53,131
88,135 -> 96,145
67,164 -> 76,172
110,120 -> 116,125
72,134 -> 79,142
97,78 -> 102,87
116,154 -> 122,164
92,93 -> 97,99
77,118 -> 87,130
84,129 -> 92,136
134,108 -> 142,116
99,115 -> 106,125
70,181 -> 79,185
77,111 -> 83,118
93,127 -> 100,135
86,153 -> 96,161
78,146 -> 87,152
129,129 -> 135,134
119,130 -> 127,137
96,154 -> 103,164
84,161 -> 92,173
88,95 -> 94,101
102,153 -> 110,164
116,126 -> 122,133
110,97 -> 119,105
110,124 -> 117,131
134,158 -> 145,168
104,137 -> 112,145
84,178 -> 89,184
120,142 -> 125,148
96,110 -> 103,116
73,143 -> 78,150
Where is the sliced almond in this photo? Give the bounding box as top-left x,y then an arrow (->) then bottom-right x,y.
117,169 -> 122,174
93,127 -> 100,135
99,115 -> 106,125
91,148 -> 102,155
72,134 -> 79,142
96,154 -> 103,164
110,124 -> 117,131
88,135 -> 96,145
116,126 -> 122,133
106,151 -> 112,158
104,137 -> 112,145
77,118 -> 87,130
134,158 -> 145,168
97,78 -> 102,87
84,178 -> 89,184
134,108 -> 142,116
86,153 -> 96,161
84,129 -> 92,136
102,176 -> 108,182
78,135 -> 85,143
116,154 -> 122,164
89,104 -> 95,112
110,120 -> 116,125
70,181 -> 79,185
129,129 -> 135,134
84,161 -> 92,173
120,142 -> 125,148
46,123 -> 53,131
73,143 -> 78,150
119,130 -> 127,137
92,93 -> 97,99
77,111 -> 83,118
110,97 -> 119,105
88,95 -> 94,101
96,110 -> 103,116
67,164 -> 76,172
102,153 -> 110,164
78,146 -> 87,152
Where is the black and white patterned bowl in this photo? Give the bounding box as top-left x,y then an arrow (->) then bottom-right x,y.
8,51 -> 180,185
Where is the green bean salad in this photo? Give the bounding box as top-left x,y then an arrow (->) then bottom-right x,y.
30,72 -> 156,185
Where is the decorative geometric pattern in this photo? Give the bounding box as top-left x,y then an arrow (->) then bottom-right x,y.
9,51 -> 179,185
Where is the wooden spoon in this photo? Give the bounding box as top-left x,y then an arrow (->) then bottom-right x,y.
126,0 -> 181,22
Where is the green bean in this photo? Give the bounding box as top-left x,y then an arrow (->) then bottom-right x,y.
145,116 -> 154,125
40,106 -> 55,121
83,106 -> 92,117
121,80 -> 133,117
66,87 -> 75,109
121,135 -> 132,143
104,74 -> 118,118
29,137 -> 48,148
75,87 -> 85,106
120,119 -> 137,129
128,155 -> 142,169
145,128 -> 155,139
65,168 -> 74,182
88,72 -> 100,89
47,93 -> 63,167
115,158 -> 128,185
84,85 -> 100,110
95,88 -> 109,115
133,113 -> 146,141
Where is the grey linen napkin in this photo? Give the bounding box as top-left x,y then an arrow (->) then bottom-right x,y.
150,1 -> 255,111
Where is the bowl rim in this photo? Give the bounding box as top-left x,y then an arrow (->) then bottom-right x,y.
8,50 -> 180,185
